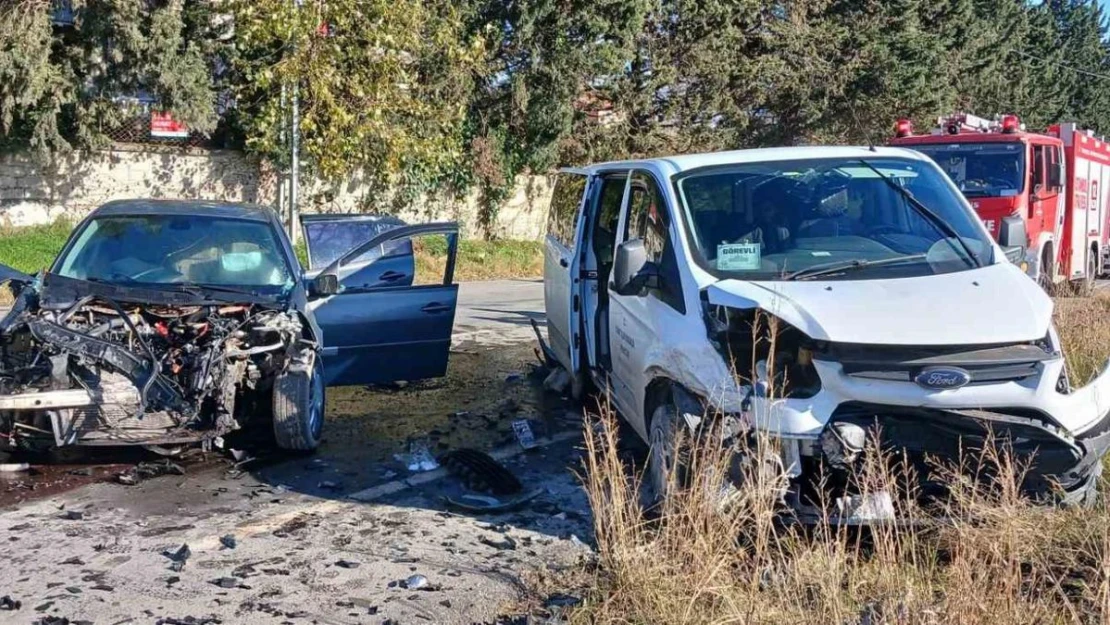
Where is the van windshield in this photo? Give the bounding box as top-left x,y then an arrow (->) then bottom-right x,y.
674,157 -> 993,281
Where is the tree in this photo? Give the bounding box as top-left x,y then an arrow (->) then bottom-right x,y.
231,0 -> 481,208
0,0 -> 219,158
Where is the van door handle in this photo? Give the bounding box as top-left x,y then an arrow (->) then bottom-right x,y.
559,258 -> 569,268
421,302 -> 452,314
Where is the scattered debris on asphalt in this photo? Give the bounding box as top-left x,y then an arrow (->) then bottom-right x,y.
218,534 -> 236,550
439,448 -> 522,495
479,534 -> 518,551
335,559 -> 360,569
442,488 -> 544,513
0,463 -> 29,472
117,459 -> 186,485
0,595 -> 21,610
59,509 -> 83,521
512,419 -> 537,449
163,543 -> 191,571
403,574 -> 431,590
396,439 -> 439,472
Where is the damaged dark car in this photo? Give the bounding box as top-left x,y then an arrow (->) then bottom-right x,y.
0,201 -> 459,454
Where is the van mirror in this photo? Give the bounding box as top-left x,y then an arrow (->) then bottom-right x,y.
997,215 -> 1027,260
612,239 -> 660,296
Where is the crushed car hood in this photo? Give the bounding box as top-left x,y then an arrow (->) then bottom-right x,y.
706,262 -> 1052,346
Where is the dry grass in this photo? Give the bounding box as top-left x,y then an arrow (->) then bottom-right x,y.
576,407 -> 1110,624
1054,290 -> 1110,386
571,301 -> 1110,625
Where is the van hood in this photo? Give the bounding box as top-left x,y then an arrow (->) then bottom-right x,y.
705,262 -> 1052,346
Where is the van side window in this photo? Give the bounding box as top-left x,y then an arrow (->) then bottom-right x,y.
547,173 -> 587,249
625,180 -> 668,263
623,171 -> 685,314
593,176 -> 627,277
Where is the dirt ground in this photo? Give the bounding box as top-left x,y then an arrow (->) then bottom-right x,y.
0,341 -> 595,625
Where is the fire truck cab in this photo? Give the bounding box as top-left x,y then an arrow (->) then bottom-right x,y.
891,113 -> 1110,290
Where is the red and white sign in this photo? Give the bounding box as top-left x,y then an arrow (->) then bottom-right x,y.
150,111 -> 189,139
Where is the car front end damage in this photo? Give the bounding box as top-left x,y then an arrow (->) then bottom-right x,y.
674,277 -> 1110,522
0,273 -> 313,452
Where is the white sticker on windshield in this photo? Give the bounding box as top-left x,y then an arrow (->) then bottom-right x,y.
717,243 -> 761,271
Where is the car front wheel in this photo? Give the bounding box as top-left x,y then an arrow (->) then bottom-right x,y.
272,355 -> 325,452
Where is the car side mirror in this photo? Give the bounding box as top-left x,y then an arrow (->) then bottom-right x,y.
311,273 -> 339,296
612,239 -> 660,296
997,215 -> 1027,267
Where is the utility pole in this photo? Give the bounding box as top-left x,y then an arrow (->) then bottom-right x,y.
288,0 -> 303,246
278,82 -> 288,235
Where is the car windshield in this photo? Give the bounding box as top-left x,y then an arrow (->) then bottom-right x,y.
910,142 -> 1025,197
55,215 -> 295,290
674,156 -> 993,281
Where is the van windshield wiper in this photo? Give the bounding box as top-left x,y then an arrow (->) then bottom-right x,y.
857,159 -> 981,269
785,253 -> 928,281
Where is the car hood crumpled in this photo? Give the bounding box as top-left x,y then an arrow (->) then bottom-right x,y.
705,262 -> 1053,346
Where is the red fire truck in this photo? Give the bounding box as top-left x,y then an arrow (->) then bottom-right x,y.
891,112 -> 1110,290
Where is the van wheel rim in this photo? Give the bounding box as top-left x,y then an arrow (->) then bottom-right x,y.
649,413 -> 673,499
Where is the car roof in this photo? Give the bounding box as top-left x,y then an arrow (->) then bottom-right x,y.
574,145 -> 930,176
90,199 -> 277,223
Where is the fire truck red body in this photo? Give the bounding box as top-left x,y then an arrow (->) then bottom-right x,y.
891,113 -> 1110,288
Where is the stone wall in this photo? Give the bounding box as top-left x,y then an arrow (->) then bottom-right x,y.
0,147 -> 553,240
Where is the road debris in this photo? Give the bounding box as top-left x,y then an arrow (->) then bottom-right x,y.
442,488 -> 544,513
0,595 -> 21,610
0,463 -> 30,473
163,543 -> 191,571
335,559 -> 360,569
403,574 -> 431,590
439,448 -> 522,495
479,534 -> 518,551
219,534 -> 236,550
512,419 -> 537,449
117,459 -> 186,485
396,439 -> 439,472
59,510 -> 83,521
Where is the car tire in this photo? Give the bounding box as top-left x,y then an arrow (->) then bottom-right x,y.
272,356 -> 324,452
644,403 -> 679,508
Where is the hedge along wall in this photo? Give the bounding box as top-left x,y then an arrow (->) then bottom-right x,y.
0,146 -> 554,241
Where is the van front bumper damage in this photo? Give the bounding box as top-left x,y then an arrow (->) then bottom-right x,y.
701,340 -> 1110,522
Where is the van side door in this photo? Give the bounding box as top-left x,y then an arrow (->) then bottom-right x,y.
606,170 -> 687,439
543,170 -> 590,377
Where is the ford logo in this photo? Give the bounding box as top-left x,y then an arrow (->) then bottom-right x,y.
914,367 -> 972,390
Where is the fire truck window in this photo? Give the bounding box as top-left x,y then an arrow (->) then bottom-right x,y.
1048,146 -> 1063,190
1032,145 -> 1046,190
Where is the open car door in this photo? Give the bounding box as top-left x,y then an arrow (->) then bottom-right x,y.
306,222 -> 460,386
301,214 -> 414,289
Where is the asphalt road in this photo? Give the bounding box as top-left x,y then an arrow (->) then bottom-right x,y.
454,278 -> 545,348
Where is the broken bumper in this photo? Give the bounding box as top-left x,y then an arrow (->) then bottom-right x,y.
738,352 -> 1110,509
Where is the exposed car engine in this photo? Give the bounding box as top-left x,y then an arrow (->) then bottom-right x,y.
0,275 -> 309,451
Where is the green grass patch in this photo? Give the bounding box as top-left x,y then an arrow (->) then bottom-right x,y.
0,220 -> 72,274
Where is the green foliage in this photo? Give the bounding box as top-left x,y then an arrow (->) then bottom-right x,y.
3,0 -> 1110,230
230,0 -> 481,209
0,0 -> 219,157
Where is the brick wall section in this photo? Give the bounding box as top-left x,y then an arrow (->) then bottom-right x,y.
0,148 -> 553,240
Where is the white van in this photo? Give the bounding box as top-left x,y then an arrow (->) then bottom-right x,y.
542,146 -> 1110,519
